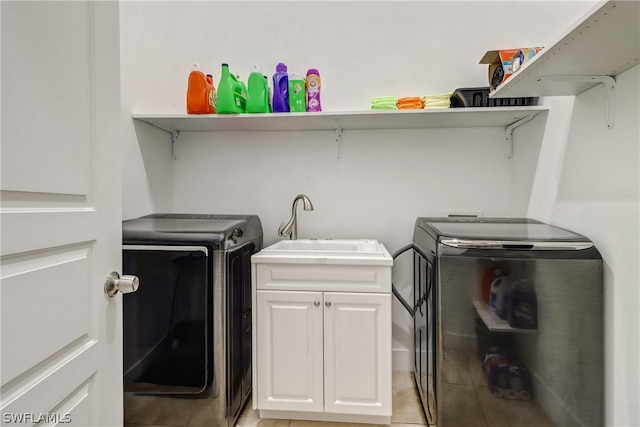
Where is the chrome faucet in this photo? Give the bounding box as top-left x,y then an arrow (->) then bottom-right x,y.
278,194 -> 314,240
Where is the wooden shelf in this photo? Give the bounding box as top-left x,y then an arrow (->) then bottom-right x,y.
491,0 -> 639,98
473,301 -> 537,333
132,107 -> 548,134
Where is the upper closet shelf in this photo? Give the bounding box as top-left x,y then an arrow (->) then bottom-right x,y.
491,0 -> 639,99
132,107 -> 548,134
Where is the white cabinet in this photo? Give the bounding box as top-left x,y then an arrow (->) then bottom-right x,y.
256,290 -> 324,413
323,291 -> 391,417
252,240 -> 393,424
256,290 -> 391,418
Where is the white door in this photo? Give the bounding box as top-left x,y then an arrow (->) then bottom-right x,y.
324,292 -> 392,416
256,290 -> 324,412
1,2 -> 124,426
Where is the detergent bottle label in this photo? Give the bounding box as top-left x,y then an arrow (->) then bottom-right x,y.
209,88 -> 216,111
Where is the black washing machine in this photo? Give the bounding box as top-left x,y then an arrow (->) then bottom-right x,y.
122,213 -> 262,426
412,217 -> 603,427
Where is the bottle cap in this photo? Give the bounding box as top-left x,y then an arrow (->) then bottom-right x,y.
307,68 -> 320,76
276,63 -> 288,72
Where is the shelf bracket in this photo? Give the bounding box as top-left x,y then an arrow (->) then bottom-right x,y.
537,75 -> 616,129
148,120 -> 180,159
505,114 -> 536,159
335,121 -> 343,159
170,130 -> 180,160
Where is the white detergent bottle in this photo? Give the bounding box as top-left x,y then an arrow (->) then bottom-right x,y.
489,272 -> 506,312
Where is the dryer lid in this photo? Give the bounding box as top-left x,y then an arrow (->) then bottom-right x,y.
122,213 -> 263,248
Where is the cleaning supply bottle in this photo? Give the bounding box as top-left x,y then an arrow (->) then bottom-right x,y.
217,63 -> 247,114
507,279 -> 538,329
481,268 -> 501,305
264,75 -> 272,112
305,68 -> 321,112
238,75 -> 247,110
206,74 -> 216,113
489,273 -> 508,312
495,276 -> 513,320
272,62 -> 289,113
288,72 -> 306,113
186,64 -> 215,114
246,65 -> 270,114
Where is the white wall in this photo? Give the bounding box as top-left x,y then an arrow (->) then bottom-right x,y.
118,1 -> 640,425
528,66 -> 640,427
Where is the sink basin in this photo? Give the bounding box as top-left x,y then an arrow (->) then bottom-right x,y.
252,239 -> 392,265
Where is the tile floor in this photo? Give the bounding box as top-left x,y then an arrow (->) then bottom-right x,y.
437,351 -> 554,427
124,372 -> 427,427
125,359 -> 556,427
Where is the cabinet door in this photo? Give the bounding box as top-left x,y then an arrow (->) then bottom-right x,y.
256,290 -> 324,412
324,292 -> 392,416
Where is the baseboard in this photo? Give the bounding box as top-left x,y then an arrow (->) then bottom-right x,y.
392,348 -> 412,372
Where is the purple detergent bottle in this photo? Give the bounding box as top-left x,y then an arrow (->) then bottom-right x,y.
507,279 -> 538,329
272,63 -> 289,113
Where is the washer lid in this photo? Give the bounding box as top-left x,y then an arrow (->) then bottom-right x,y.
417,217 -> 592,250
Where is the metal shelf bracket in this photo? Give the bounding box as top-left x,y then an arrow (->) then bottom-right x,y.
170,129 -> 180,160
149,120 -> 180,159
335,120 -> 343,159
505,114 -> 536,159
537,75 -> 616,129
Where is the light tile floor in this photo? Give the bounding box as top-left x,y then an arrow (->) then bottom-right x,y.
124,372 -> 427,427
125,359 -> 555,427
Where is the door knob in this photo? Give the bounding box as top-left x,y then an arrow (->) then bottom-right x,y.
325,301 -> 331,307
104,271 -> 139,297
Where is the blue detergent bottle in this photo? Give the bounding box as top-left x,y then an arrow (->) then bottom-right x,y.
272,62 -> 289,113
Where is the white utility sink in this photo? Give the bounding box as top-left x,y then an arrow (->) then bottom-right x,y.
252,239 -> 392,266
251,237 -> 393,423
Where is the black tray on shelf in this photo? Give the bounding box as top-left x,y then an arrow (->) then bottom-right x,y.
451,87 -> 538,108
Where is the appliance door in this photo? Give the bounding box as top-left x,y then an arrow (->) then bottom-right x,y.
436,243 -> 603,427
414,248 -> 436,425
226,242 -> 257,423
123,245 -> 210,394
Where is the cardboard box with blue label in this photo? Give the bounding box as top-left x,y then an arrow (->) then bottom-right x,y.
480,47 -> 543,91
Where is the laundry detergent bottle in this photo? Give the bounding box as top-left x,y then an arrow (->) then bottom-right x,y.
246,65 -> 270,114
489,273 -> 509,312
186,64 -> 215,114
217,63 -> 246,114
305,68 -> 321,112
272,62 -> 289,113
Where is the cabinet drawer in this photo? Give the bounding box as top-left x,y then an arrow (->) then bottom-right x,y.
254,263 -> 391,293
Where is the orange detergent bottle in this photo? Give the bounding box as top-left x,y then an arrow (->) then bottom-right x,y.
187,65 -> 216,114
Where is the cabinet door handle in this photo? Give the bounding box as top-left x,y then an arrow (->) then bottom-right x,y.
314,300 -> 320,307
325,301 -> 332,307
